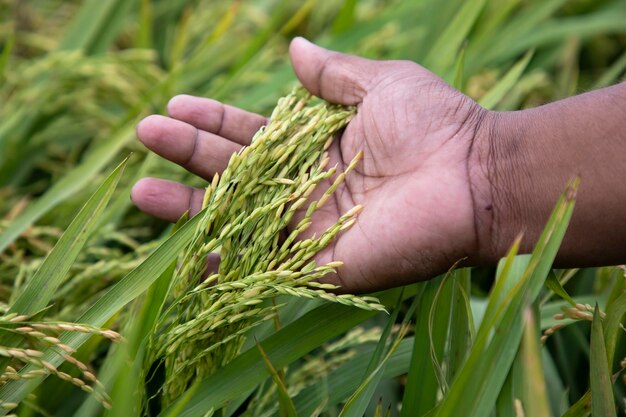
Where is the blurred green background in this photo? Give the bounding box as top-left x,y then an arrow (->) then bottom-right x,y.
0,0 -> 625,416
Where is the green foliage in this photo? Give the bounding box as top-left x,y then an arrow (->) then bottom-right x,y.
0,0 -> 625,416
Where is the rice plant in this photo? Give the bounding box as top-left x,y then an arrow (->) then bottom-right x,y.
0,0 -> 625,416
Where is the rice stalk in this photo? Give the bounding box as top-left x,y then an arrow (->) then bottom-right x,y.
149,87 -> 385,406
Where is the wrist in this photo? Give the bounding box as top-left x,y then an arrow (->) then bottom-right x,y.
469,84 -> 626,268
467,108 -> 529,265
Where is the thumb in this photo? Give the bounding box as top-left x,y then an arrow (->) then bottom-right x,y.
289,37 -> 377,105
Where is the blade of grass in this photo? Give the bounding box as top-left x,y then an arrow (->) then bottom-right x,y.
136,0 -> 153,49
453,46 -> 467,90
478,49 -> 533,110
10,157 -> 127,315
480,240 -> 526,333
167,7 -> 191,71
363,290 -> 405,377
520,308 -> 551,417
544,273 -> 577,306
256,340 -> 297,417
97,215 -> 188,417
58,0 -> 134,54
280,0 -> 317,35
339,289 -> 408,417
590,305 -> 617,417
471,0 -> 521,46
226,0 -> 299,76
561,391 -> 591,417
540,269 -> 579,306
467,0 -> 568,72
542,349 -> 568,416
0,31 -> 14,79
423,0 -> 486,74
102,261 -> 178,417
428,270 -> 457,394
555,37 -> 580,99
332,0 -> 357,34
400,279 -> 440,417
605,267 -> 625,307
446,268 -> 473,383
602,292 -> 626,370
161,382 -> 202,417
339,325 -> 408,417
593,49 -> 626,89
95,153 -> 159,230
495,352 -> 523,417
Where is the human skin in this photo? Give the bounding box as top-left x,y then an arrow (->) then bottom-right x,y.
131,37 -> 626,293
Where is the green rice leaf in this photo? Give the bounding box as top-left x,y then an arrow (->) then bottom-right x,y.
102,219 -> 186,417
136,0 -> 153,49
332,0 -> 358,34
593,49 -> 626,89
339,290 -> 405,417
520,308 -> 551,417
590,305 -> 617,417
59,0 -> 134,54
339,325 -> 407,417
446,269 -> 473,383
428,271 -> 457,393
0,31 -> 14,79
478,49 -> 533,110
256,340 -> 297,417
561,391 -> 591,417
400,279 -> 440,417
9,157 -> 127,316
495,352 -> 523,417
73,214 -> 187,417
545,273 -> 577,306
452,46 -> 467,90
479,238 -> 525,334
467,0 -> 568,71
602,292 -> 626,371
424,0 -> 486,73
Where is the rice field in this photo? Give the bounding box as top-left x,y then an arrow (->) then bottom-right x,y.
0,0 -> 626,416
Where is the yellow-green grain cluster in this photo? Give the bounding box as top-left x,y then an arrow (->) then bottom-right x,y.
149,87 -> 385,405
0,313 -> 120,409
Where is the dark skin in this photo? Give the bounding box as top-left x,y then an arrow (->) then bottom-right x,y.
131,37 -> 626,293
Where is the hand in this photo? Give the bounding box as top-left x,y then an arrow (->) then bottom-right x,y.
131,37 -> 491,292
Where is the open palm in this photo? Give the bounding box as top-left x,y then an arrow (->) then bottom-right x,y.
132,38 -> 488,292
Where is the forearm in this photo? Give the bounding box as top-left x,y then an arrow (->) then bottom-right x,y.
472,82 -> 626,265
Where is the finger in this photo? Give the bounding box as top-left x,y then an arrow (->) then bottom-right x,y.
131,178 -> 204,222
137,115 -> 241,179
289,37 -> 377,105
167,95 -> 267,145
